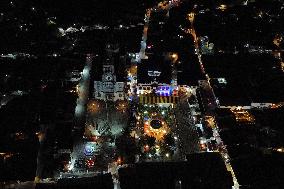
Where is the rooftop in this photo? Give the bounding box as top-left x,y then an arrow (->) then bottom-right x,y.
119,153 -> 233,189
231,152 -> 284,188
137,55 -> 172,84
92,50 -> 126,82
203,54 -> 284,105
177,54 -> 205,86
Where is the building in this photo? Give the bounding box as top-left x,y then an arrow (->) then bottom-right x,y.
35,173 -> 114,189
202,54 -> 284,108
119,153 -> 233,189
93,64 -> 125,101
93,45 -> 125,102
137,55 -> 176,97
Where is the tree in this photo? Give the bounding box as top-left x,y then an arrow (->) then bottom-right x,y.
144,135 -> 156,147
164,134 -> 175,147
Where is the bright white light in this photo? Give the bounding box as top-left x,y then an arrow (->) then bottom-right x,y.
68,161 -> 74,171
68,165 -> 73,171
75,105 -> 83,115
82,67 -> 90,78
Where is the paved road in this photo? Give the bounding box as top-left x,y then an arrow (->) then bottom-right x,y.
69,54 -> 93,173
188,9 -> 240,189
73,54 -> 93,138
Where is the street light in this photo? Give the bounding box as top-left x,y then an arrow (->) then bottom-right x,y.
88,100 -> 100,113
171,53 -> 178,59
117,157 -> 122,165
218,4 -> 227,11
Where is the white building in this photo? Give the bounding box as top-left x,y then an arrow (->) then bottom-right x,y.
137,82 -> 177,97
94,64 -> 125,101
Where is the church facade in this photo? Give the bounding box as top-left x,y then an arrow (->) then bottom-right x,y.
93,44 -> 125,102
93,64 -> 125,101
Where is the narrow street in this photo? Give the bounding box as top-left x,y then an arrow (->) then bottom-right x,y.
66,54 -> 93,176
187,8 -> 240,189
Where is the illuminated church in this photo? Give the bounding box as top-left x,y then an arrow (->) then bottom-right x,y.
93,44 -> 125,102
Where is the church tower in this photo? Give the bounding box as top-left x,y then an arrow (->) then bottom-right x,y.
93,44 -> 125,101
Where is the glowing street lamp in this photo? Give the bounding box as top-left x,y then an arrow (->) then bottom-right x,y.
87,100 -> 100,113
171,53 -> 178,59
117,157 -> 122,165
144,144 -> 150,152
218,4 -> 227,11
170,53 -> 179,64
116,101 -> 127,112
187,12 -> 195,22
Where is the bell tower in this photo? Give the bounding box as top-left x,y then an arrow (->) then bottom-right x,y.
93,43 -> 125,101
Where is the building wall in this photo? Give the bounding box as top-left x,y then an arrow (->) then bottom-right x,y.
115,82 -> 124,93
94,81 -> 125,101
137,84 -> 153,95
94,91 -> 105,100
114,92 -> 125,101
137,83 -> 175,96
103,82 -> 114,93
